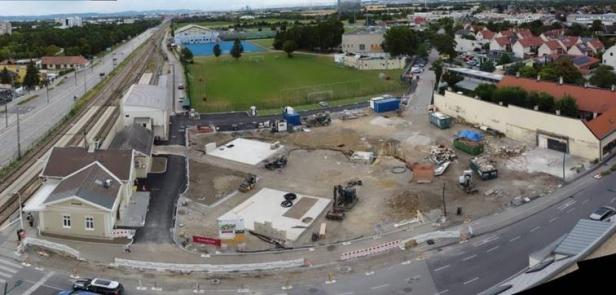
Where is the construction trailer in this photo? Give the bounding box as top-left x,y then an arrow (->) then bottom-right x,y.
429,112 -> 452,129
370,96 -> 401,113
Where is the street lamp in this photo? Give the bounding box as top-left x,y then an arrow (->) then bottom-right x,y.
14,192 -> 23,230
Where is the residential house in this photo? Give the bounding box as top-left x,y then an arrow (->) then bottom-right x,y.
41,56 -> 89,71
476,29 -> 495,45
109,124 -> 154,179
490,37 -> 512,52
516,29 -> 534,40
570,55 -> 600,75
341,28 -> 385,54
538,40 -> 566,57
454,30 -> 480,53
603,45 -> 616,68
120,84 -> 169,141
559,36 -> 582,50
568,43 -> 592,56
540,29 -> 565,41
587,39 -> 605,55
512,37 -> 544,58
0,60 -> 27,83
24,147 -> 137,240
496,30 -> 514,38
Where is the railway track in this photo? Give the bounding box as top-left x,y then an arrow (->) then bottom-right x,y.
0,23 -> 169,226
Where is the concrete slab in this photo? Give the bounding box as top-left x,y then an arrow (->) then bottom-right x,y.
505,147 -> 590,179
116,191 -> 150,228
218,188 -> 330,241
208,138 -> 283,166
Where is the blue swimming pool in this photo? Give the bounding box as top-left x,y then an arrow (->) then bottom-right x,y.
185,41 -> 264,56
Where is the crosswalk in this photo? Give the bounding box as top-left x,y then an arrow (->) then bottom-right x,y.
0,257 -> 22,281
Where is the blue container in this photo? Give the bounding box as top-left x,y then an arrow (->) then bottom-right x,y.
284,112 -> 301,126
373,98 -> 401,113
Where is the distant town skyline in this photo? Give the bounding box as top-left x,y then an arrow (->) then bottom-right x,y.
0,0 -> 339,16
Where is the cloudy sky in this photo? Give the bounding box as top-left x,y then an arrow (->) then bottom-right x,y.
0,0 -> 336,16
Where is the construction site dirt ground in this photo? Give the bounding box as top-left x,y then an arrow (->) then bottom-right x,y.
180,110 -> 561,251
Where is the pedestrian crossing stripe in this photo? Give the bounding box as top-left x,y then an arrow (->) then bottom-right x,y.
0,258 -> 23,269
0,264 -> 17,274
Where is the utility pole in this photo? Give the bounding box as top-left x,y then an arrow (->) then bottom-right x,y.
16,111 -> 21,159
562,151 -> 566,183
4,104 -> 7,128
74,70 -> 77,86
16,193 -> 23,230
442,182 -> 447,217
45,80 -> 50,104
83,68 -> 87,95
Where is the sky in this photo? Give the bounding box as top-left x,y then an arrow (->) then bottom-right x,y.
0,0 -> 336,16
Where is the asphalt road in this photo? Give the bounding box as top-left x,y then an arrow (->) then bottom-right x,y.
0,26 -> 156,168
134,155 -> 186,244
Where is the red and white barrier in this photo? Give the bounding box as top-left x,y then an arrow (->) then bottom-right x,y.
340,240 -> 401,261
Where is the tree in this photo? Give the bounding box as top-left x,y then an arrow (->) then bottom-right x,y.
534,92 -> 556,113
23,61 -> 40,90
282,40 -> 297,58
539,59 -> 584,85
442,71 -> 463,88
230,38 -> 243,60
589,65 -> 616,89
555,95 -> 579,118
431,59 -> 443,91
382,26 -> 418,57
474,84 -> 496,101
430,33 -> 456,59
493,86 -> 527,106
0,67 -> 12,85
497,53 -> 512,65
213,43 -> 222,59
181,47 -> 193,63
479,60 -> 495,73
591,20 -> 603,33
519,65 -> 538,78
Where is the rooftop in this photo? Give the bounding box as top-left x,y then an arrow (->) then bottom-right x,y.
43,147 -> 132,181
109,124 -> 154,156
121,84 -> 168,111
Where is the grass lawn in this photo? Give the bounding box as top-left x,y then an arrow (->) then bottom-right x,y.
186,52 -> 404,112
251,38 -> 274,49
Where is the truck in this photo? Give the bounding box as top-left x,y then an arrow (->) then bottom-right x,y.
469,156 -> 498,180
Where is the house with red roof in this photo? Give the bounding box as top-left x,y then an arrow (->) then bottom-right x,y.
512,37 -> 544,58
41,56 -> 89,71
433,76 -> 616,160
558,36 -> 583,50
489,36 -> 513,52
538,40 -> 566,57
587,39 -> 605,54
568,43 -> 593,56
476,29 -> 495,45
540,29 -> 565,41
516,29 -> 534,40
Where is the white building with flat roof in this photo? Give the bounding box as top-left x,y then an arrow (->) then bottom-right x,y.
121,84 -> 169,141
0,21 -> 11,35
174,24 -> 220,45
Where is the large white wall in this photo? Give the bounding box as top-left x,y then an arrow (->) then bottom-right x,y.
434,91 -> 601,160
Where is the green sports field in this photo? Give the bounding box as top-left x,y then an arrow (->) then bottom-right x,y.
186,52 -> 405,112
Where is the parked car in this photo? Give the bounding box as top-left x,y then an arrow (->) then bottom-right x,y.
73,278 -> 124,295
57,290 -> 99,295
589,206 -> 616,221
178,83 -> 185,90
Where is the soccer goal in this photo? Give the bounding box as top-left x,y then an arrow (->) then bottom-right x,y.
249,55 -> 265,63
306,90 -> 334,102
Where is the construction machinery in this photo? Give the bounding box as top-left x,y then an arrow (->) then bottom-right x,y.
326,181 -> 360,220
458,170 -> 478,193
238,174 -> 257,193
264,155 -> 288,170
304,112 -> 331,128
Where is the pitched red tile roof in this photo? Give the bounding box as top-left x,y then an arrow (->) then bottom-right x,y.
588,39 -> 605,50
494,36 -> 512,46
585,107 -> 616,139
559,36 -> 580,48
544,40 -> 564,50
497,76 -> 616,114
41,56 -> 88,66
517,37 -> 544,48
542,28 -> 565,39
478,29 -> 495,40
517,29 -> 534,39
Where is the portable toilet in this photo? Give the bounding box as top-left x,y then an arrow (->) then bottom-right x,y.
283,106 -> 301,126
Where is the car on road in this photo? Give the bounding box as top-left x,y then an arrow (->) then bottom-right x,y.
178,83 -> 185,90
589,206 -> 616,221
411,67 -> 423,74
73,278 -> 124,295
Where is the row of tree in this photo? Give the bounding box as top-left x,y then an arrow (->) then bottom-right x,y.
506,59 -> 616,90
272,19 -> 344,53
473,84 -> 579,118
0,19 -> 160,60
381,17 -> 457,60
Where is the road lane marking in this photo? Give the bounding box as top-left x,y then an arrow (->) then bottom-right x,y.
401,260 -> 411,265
611,197 -> 616,204
371,284 -> 389,290
510,236 -> 521,242
463,277 -> 479,285
0,259 -> 23,269
549,217 -> 559,223
433,264 -> 450,272
566,207 -> 576,214
582,199 -> 590,205
462,254 -> 477,261
530,226 -> 541,233
365,271 -> 375,276
437,290 -> 449,294
21,271 -> 55,295
557,199 -> 576,211
0,264 -> 17,274
0,272 -> 11,279
472,235 -> 499,247
338,292 -> 354,295
486,246 -> 500,253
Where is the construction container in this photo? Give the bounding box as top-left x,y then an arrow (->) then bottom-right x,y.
283,106 -> 302,126
454,138 -> 484,155
470,156 -> 498,180
372,98 -> 401,113
429,112 -> 452,129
